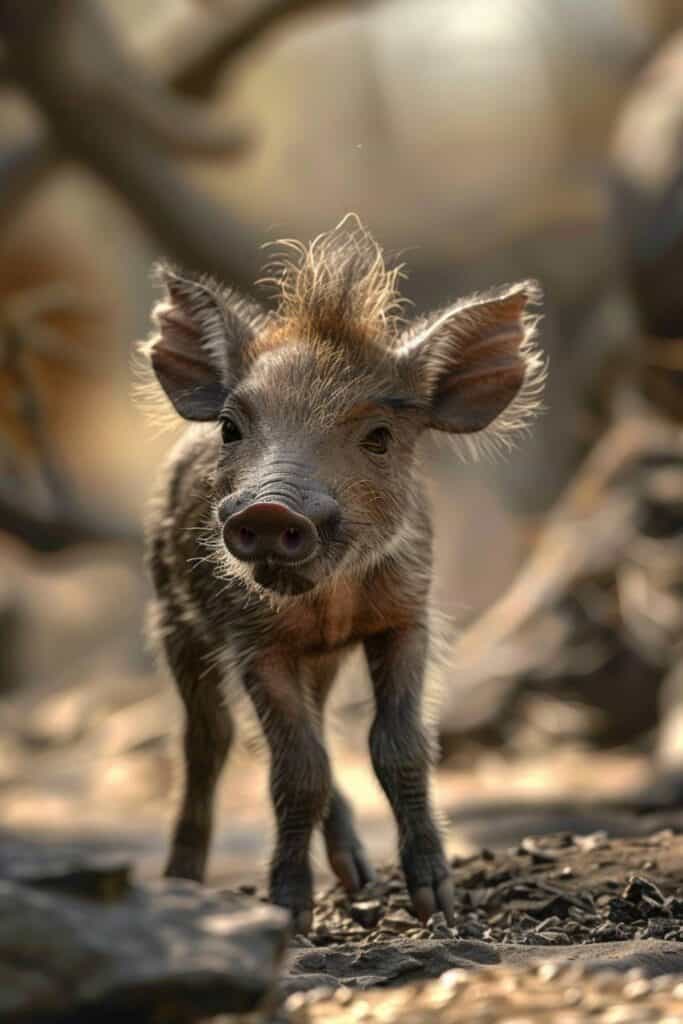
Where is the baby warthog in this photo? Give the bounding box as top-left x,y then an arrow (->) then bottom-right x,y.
142,217 -> 543,932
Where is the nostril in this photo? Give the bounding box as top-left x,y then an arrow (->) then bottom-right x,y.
276,523 -> 316,562
238,526 -> 257,552
281,527 -> 302,553
224,520 -> 259,561
225,502 -> 317,564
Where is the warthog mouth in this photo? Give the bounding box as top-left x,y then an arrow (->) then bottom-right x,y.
252,561 -> 317,596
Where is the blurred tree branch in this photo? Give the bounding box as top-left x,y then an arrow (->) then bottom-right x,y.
0,0 -> 367,288
0,0 -> 367,551
147,0 -> 365,96
0,0 -> 259,290
0,484 -> 141,554
453,408 -> 683,668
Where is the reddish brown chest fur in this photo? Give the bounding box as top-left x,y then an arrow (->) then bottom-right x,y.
267,565 -> 419,657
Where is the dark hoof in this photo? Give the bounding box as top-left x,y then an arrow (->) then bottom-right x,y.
270,864 -> 314,934
327,844 -> 375,894
402,843 -> 454,926
412,876 -> 455,926
324,790 -> 373,894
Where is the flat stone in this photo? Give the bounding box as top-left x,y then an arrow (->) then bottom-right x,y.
286,937 -> 499,990
0,878 -> 289,1022
285,936 -> 683,993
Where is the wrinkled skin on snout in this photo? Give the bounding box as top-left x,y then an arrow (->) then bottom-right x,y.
143,220 -> 543,932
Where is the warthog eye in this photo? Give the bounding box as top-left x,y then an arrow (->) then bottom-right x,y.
220,417 -> 242,444
361,426 -> 392,455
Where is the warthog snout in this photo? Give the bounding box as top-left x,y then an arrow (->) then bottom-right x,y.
224,501 -> 318,563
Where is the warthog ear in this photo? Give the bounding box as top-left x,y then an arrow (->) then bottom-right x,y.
144,265 -> 259,421
400,281 -> 544,435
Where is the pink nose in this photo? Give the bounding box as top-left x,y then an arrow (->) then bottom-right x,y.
223,502 -> 318,563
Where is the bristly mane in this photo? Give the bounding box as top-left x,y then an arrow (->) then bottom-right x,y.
261,213 -> 408,349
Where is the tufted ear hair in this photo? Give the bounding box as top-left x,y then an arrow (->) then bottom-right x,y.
399,281 -> 544,435
143,264 -> 260,421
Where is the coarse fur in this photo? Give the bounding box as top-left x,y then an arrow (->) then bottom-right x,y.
140,214 -> 545,931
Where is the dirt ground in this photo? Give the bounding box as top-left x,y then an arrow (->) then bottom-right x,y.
5,588 -> 683,1020
8,739 -> 683,1020
282,962 -> 683,1023
278,832 -> 683,1020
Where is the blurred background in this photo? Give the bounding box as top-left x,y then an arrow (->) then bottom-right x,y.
1,0 -> 683,882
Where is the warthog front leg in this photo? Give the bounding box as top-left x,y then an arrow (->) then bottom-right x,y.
245,654 -> 332,933
366,625 -> 454,925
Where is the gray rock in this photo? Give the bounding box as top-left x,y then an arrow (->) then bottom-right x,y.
0,877 -> 289,1022
2,851 -> 131,902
